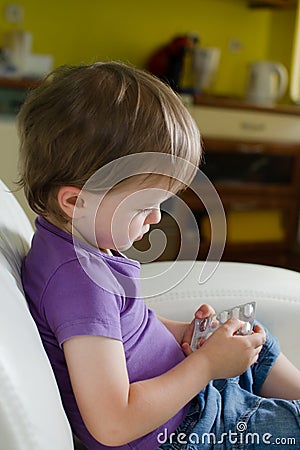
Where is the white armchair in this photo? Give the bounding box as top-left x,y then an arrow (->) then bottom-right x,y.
0,179 -> 299,450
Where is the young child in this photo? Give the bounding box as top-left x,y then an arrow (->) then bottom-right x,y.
19,62 -> 300,450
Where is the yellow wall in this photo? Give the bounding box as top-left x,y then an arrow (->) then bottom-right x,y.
0,0 -> 295,98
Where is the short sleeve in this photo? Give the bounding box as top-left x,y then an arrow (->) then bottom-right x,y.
41,258 -> 123,347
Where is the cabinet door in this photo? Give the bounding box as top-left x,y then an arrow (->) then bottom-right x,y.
201,138 -> 300,195
186,138 -> 300,266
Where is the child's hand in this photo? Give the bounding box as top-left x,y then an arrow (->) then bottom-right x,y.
181,303 -> 215,351
185,319 -> 266,380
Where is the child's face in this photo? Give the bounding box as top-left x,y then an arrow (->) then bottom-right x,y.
81,183 -> 172,252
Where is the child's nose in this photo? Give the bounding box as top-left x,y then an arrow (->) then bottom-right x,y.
145,209 -> 161,225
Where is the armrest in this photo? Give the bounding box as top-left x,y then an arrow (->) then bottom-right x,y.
141,261 -> 300,369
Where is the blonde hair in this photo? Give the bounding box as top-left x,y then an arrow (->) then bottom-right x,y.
18,61 -> 202,222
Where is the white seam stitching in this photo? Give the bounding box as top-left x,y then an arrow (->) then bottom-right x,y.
147,290 -> 300,303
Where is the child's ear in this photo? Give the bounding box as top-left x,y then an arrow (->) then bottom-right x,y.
57,186 -> 85,219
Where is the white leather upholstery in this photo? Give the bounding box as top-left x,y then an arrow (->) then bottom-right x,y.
0,179 -> 299,449
142,260 -> 300,369
0,180 -> 74,450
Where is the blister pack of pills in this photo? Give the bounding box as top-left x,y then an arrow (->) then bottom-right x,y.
190,302 -> 256,351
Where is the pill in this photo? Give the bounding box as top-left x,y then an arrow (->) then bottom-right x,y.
232,307 -> 240,319
243,303 -> 254,318
219,311 -> 229,323
239,321 -> 251,335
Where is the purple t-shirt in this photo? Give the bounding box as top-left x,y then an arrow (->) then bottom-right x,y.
22,217 -> 190,449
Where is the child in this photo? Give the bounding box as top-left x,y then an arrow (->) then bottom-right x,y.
19,62 -> 300,450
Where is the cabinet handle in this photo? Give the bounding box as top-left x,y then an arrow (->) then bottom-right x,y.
238,143 -> 265,154
240,121 -> 266,132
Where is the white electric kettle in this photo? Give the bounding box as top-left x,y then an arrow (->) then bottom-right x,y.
245,61 -> 288,106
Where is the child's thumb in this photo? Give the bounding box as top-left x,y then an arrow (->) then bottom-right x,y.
182,342 -> 193,356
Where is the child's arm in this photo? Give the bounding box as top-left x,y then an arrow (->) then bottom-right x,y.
63,319 -> 265,447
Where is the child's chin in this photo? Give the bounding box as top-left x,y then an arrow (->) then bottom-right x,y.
116,236 -> 144,252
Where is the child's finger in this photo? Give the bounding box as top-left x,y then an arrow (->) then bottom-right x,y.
222,317 -> 247,335
253,323 -> 266,335
181,342 -> 193,356
195,303 -> 216,319
250,326 -> 266,347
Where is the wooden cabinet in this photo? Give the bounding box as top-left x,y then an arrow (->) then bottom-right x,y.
181,137 -> 300,268
131,136 -> 300,268
131,99 -> 300,271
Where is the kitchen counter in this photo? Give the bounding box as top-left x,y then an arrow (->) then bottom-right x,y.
0,77 -> 41,89
193,94 -> 300,116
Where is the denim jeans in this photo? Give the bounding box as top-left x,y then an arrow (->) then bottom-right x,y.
158,324 -> 300,449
